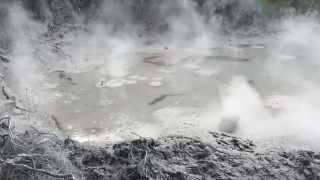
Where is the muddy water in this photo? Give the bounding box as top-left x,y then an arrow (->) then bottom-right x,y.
33,38 -> 318,143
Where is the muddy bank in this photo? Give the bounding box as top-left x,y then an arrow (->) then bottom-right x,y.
0,119 -> 319,180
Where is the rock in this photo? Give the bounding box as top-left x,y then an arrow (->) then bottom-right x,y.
0,55 -> 9,63
218,115 -> 239,134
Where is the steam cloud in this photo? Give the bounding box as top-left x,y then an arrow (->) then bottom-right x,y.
1,0 -> 320,148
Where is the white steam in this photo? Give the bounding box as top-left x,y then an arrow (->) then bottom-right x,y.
201,15 -> 320,147
6,3 -> 49,106
3,1 -> 320,148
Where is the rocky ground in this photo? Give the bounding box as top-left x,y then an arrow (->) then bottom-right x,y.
1,118 -> 320,180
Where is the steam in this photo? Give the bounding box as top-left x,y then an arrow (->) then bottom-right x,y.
2,1 -> 320,148
5,3 -> 49,107
202,14 -> 320,146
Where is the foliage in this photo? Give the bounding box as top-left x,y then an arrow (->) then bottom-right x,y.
261,0 -> 320,13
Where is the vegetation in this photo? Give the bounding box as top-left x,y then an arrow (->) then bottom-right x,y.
261,0 -> 320,14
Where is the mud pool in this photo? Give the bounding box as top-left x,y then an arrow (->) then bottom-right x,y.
12,36 -> 315,145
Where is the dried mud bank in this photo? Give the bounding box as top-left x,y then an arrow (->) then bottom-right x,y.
0,119 -> 320,180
